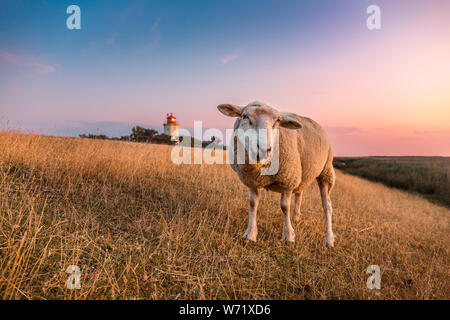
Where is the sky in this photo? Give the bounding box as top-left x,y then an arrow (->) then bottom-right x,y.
0,0 -> 449,156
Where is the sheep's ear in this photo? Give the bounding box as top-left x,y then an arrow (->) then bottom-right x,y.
217,104 -> 242,117
279,113 -> 302,129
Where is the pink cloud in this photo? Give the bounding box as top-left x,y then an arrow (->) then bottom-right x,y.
220,51 -> 241,64
326,126 -> 450,156
0,51 -> 16,64
0,50 -> 55,74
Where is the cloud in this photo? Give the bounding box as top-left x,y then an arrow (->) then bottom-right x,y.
324,126 -> 362,135
0,51 -> 15,64
325,126 -> 450,156
129,17 -> 161,56
107,34 -> 117,45
0,50 -> 55,74
413,130 -> 442,136
132,34 -> 161,56
220,51 -> 241,64
150,17 -> 161,32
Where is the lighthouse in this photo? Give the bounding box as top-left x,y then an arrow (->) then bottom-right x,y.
163,112 -> 179,141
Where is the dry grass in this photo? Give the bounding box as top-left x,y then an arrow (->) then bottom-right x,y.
0,132 -> 449,299
334,157 -> 450,207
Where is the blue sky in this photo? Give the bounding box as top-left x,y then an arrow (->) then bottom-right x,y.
0,0 -> 368,123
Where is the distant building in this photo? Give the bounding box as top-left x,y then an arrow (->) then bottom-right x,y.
163,113 -> 179,142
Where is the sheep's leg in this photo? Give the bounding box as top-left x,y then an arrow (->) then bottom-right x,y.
291,191 -> 303,223
319,183 -> 335,247
242,188 -> 260,242
281,191 -> 295,242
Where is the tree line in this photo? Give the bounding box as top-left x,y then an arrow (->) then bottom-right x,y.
79,126 -> 224,149
79,126 -> 175,144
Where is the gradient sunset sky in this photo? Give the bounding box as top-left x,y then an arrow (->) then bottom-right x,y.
1,0 -> 449,155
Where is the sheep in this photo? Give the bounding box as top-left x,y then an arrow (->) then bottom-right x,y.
217,101 -> 336,247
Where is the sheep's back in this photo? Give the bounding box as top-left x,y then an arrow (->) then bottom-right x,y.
279,114 -> 333,191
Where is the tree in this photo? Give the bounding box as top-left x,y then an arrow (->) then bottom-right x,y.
130,126 -> 158,142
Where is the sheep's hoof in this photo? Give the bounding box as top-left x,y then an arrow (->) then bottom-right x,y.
324,233 -> 335,247
242,230 -> 257,242
283,239 -> 295,246
282,232 -> 295,243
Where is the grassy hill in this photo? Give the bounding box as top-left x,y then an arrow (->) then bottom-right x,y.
334,157 -> 450,207
0,132 -> 449,299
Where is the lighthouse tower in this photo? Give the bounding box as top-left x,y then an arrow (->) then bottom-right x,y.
163,113 -> 179,141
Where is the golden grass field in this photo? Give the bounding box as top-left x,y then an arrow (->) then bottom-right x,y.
0,132 -> 449,299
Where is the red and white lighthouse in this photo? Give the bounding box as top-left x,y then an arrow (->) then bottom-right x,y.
163,112 -> 179,141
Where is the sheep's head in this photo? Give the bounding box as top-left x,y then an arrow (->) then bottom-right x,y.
217,101 -> 302,163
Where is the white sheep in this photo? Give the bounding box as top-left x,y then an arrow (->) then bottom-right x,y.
218,101 -> 336,247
